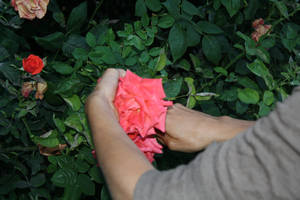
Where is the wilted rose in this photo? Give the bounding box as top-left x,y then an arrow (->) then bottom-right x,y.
252,18 -> 265,29
114,70 -> 173,162
35,81 -> 47,100
21,81 -> 35,98
11,0 -> 49,20
251,18 -> 272,42
23,54 -> 44,75
38,144 -> 67,156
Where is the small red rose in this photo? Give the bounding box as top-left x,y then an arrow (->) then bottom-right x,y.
22,54 -> 44,75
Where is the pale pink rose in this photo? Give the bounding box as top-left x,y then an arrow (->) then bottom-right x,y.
11,0 -> 49,20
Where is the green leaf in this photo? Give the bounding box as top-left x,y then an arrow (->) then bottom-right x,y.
62,186 -> 82,200
237,77 -> 259,90
31,188 -> 51,199
78,147 -> 97,165
155,49 -> 167,71
33,130 -> 60,148
168,24 -> 186,61
237,88 -> 259,104
135,0 -> 147,17
88,166 -> 104,184
139,51 -> 150,64
142,14 -> 150,27
236,31 -> 253,42
89,46 -> 117,64
236,100 -> 248,114
163,77 -> 183,98
185,24 -> 201,47
72,48 -> 88,61
244,0 -> 260,20
54,77 -> 81,96
65,132 -> 84,150
162,0 -> 180,18
277,87 -> 288,101
51,168 -> 77,188
101,185 -> 112,200
189,54 -> 202,72
274,1 -> 289,19
127,35 -> 145,51
182,0 -> 199,16
62,95 -> 82,111
202,35 -> 222,65
214,67 -> 228,76
30,174 -> 46,188
194,92 -> 218,101
86,32 -> 96,48
145,0 -> 161,12
221,0 -> 241,17
259,102 -> 271,117
213,0 -> 221,10
255,47 -> 270,64
260,38 -> 276,49
177,59 -> 191,71
219,87 -> 238,102
158,15 -> 175,28
0,46 -> 9,61
67,2 -> 87,33
34,32 -> 65,51
149,47 -> 161,57
48,155 -> 75,168
125,57 -> 137,66
184,77 -> 196,94
263,91 -> 274,106
245,43 -> 270,64
64,113 -> 83,132
187,95 -> 196,108
0,63 -> 20,86
197,21 -> 223,34
14,180 -> 30,189
78,112 -> 94,147
62,35 -> 88,57
53,115 -> 66,133
53,11 -> 66,27
247,59 -> 270,77
247,59 -> 274,89
78,174 -> 95,196
52,62 -> 73,75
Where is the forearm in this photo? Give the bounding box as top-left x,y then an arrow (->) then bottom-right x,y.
87,100 -> 153,200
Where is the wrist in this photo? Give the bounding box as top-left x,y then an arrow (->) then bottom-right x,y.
86,95 -> 119,126
216,116 -> 255,141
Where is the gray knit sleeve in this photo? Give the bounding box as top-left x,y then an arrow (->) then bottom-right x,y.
134,87 -> 300,200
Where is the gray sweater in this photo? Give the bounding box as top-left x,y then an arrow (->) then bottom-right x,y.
134,86 -> 300,200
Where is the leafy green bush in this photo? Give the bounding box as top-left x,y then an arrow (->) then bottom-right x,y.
1,0 -> 300,199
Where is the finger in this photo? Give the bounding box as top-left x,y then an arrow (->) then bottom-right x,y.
95,68 -> 119,91
117,69 -> 126,77
94,69 -> 123,102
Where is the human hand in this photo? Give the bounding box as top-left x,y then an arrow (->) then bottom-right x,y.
85,68 -> 126,122
157,103 -> 255,152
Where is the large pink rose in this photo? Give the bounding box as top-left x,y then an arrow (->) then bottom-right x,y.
114,70 -> 173,162
11,0 -> 49,20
